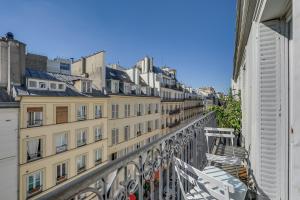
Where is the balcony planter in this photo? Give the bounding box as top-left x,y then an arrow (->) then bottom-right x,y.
56,175 -> 67,184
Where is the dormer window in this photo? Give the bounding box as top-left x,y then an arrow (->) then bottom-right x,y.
39,82 -> 46,89
58,84 -> 64,90
50,83 -> 57,90
29,80 -> 37,88
82,81 -> 92,93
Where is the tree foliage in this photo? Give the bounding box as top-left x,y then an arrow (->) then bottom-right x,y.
210,89 -> 242,134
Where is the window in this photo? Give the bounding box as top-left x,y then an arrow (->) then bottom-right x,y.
137,104 -> 143,116
27,138 -> 42,162
77,129 -> 87,147
111,152 -> 117,161
27,171 -> 42,197
148,104 -> 152,114
76,155 -> 86,174
147,121 -> 152,132
29,80 -> 37,88
55,133 -> 67,153
27,107 -> 43,127
155,104 -> 159,113
39,82 -> 46,89
94,127 -> 102,141
95,149 -> 102,165
60,63 -> 70,71
77,105 -> 87,120
50,83 -> 57,90
155,119 -> 159,129
124,104 -> 130,117
112,104 -> 119,119
124,126 -> 130,141
95,105 -> 102,119
111,128 -> 119,145
113,81 -> 119,93
58,84 -> 64,90
82,81 -> 92,93
56,106 -> 68,124
56,162 -> 67,184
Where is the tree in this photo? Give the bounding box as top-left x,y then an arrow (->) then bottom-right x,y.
210,89 -> 241,134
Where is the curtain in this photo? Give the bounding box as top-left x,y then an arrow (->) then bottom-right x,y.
27,139 -> 39,158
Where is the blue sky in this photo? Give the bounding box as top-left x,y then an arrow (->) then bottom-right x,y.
1,0 -> 236,93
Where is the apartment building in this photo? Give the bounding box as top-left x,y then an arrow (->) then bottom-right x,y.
232,0 -> 300,199
134,56 -> 203,135
105,66 -> 161,160
0,90 -> 19,200
13,68 -> 108,200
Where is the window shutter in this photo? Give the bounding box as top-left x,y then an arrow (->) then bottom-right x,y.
258,20 -> 285,200
56,106 -> 68,124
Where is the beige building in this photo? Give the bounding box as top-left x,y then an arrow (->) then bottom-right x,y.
14,68 -> 109,200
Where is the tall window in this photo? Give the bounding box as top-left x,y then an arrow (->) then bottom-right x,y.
27,107 -> 43,127
155,104 -> 159,113
27,138 -> 42,161
56,106 -> 68,124
124,126 -> 130,141
95,149 -> 102,165
111,128 -> 119,145
76,155 -> 86,174
56,162 -> 67,184
77,129 -> 87,147
155,119 -> 159,129
55,133 -> 67,153
95,105 -> 102,119
27,171 -> 42,197
94,127 -> 102,141
112,104 -> 119,119
124,104 -> 130,117
77,105 -> 87,120
148,121 -> 152,132
138,104 -> 143,116
82,81 -> 92,93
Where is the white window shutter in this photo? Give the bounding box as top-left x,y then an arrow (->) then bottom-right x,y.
258,20 -> 286,200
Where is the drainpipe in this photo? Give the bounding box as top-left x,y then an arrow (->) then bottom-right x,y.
7,41 -> 11,93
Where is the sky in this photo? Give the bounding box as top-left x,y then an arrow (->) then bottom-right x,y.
0,0 -> 236,93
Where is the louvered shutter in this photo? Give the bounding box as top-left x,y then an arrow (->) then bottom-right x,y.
258,20 -> 284,200
56,106 -> 68,124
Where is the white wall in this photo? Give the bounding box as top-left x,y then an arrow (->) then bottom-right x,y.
290,1 -> 300,199
0,107 -> 18,200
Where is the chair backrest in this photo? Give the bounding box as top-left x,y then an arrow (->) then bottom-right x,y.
174,157 -> 234,200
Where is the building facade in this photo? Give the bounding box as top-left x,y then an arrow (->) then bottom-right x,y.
0,94 -> 19,200
0,33 -> 206,199
232,0 -> 299,199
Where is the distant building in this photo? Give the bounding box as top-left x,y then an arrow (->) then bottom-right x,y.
47,57 -> 72,75
0,89 -> 19,200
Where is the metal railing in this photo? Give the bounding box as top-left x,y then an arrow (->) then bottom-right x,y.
36,112 -> 216,200
27,119 -> 43,127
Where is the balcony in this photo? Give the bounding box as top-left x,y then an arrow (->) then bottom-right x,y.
95,135 -> 103,141
77,139 -> 87,147
169,108 -> 181,115
27,185 -> 42,198
27,151 -> 42,162
136,131 -> 142,137
77,114 -> 87,121
27,119 -> 43,128
56,175 -> 67,184
168,120 -> 180,128
95,159 -> 102,166
56,144 -> 68,153
77,166 -> 86,174
95,113 -> 102,119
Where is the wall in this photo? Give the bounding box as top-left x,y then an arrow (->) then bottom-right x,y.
25,53 -> 47,71
0,106 -> 19,200
290,1 -> 300,198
